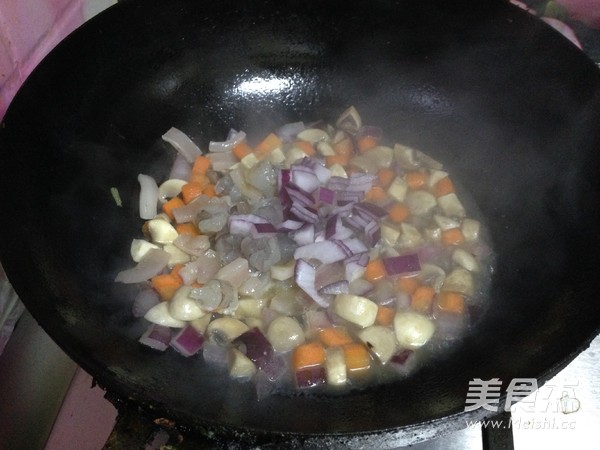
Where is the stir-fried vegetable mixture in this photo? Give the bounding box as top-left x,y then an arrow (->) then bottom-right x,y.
116,107 -> 493,396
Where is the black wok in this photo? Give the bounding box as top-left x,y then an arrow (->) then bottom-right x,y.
1,0 -> 600,447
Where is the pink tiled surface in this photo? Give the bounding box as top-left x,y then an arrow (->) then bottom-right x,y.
0,2 -> 119,448
0,0 -> 84,119
45,368 -> 118,450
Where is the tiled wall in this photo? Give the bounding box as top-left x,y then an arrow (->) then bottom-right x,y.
0,0 -> 116,119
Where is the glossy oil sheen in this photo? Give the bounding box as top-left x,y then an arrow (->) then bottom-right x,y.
1,0 -> 600,446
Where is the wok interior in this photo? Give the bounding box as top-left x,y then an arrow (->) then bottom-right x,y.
1,0 -> 600,439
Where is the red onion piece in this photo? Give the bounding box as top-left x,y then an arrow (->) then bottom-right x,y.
345,252 -> 369,282
162,127 -> 203,163
277,220 -> 304,232
318,280 -> 350,295
390,349 -> 416,376
254,223 -> 278,235
344,213 -> 369,231
295,259 -> 331,307
315,262 -> 345,289
289,203 -> 319,224
382,253 -> 421,276
115,249 -> 171,283
318,187 -> 335,204
291,165 -> 320,193
294,240 -> 352,264
354,202 -> 388,220
340,238 -> 368,255
139,324 -> 172,351
292,224 -> 315,245
229,216 -> 277,238
234,328 -> 275,372
312,163 -> 332,185
327,176 -> 350,191
325,215 -> 352,240
170,325 -> 205,357
346,172 -> 377,192
295,366 -> 326,388
260,354 -> 287,382
132,289 -> 160,317
364,220 -> 381,247
299,157 -> 331,184
279,168 -> 291,186
337,190 -> 364,204
285,183 -> 316,207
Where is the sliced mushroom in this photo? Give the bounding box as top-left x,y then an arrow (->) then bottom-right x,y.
206,317 -> 249,345
393,311 -> 435,349
144,302 -> 186,328
452,248 -> 480,272
335,106 -> 362,133
357,326 -> 397,364
169,286 -> 207,321
148,218 -> 178,244
228,348 -> 257,379
266,316 -> 305,353
442,268 -> 474,296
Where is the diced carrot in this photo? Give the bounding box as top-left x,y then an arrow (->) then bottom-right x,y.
175,223 -> 200,236
188,172 -> 211,187
405,171 -> 428,190
365,186 -> 388,203
293,139 -> 316,156
396,276 -> 420,295
441,227 -> 464,246
292,342 -> 326,371
191,282 -> 204,289
357,136 -> 378,153
388,203 -> 410,223
377,168 -> 396,189
181,181 -> 206,204
364,259 -> 387,282
411,285 -> 435,313
325,154 -> 350,167
375,306 -> 395,327
232,141 -> 253,160
437,291 -> 466,314
202,184 -> 217,198
191,155 -> 211,176
318,327 -> 354,347
433,176 -> 455,197
343,343 -> 371,372
254,133 -> 282,158
170,264 -> 185,283
162,196 -> 185,220
332,137 -> 354,156
151,274 -> 182,301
